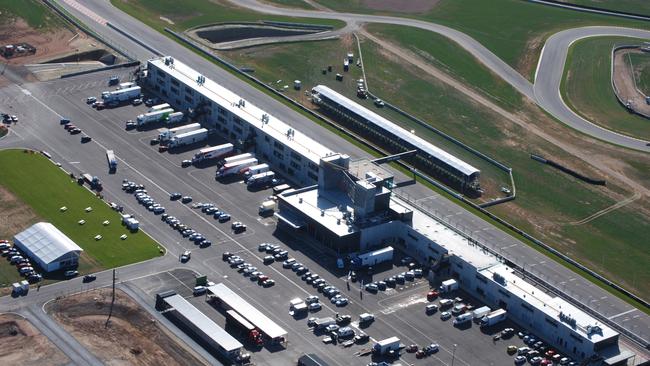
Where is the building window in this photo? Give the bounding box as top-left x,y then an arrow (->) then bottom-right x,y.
497,289 -> 511,298
170,86 -> 178,94
308,172 -> 318,181
287,168 -> 294,176
171,79 -> 180,87
289,161 -> 301,170
274,141 -> 284,151
308,162 -> 318,171
290,151 -> 302,161
545,317 -> 558,328
185,86 -> 193,94
264,135 -> 270,142
475,274 -> 487,284
521,303 -> 533,312
162,90 -> 168,97
233,117 -> 242,126
185,95 -> 193,103
569,334 -> 583,343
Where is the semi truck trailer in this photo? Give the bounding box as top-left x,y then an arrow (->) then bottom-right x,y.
159,123 -> 201,142
480,309 -> 507,328
106,149 -> 117,171
136,108 -> 174,126
101,86 -> 141,104
247,171 -> 276,187
168,128 -> 208,148
243,163 -> 269,179
351,246 -> 394,269
373,337 -> 401,355
149,103 -> 170,112
216,158 -> 258,178
220,153 -> 253,167
192,143 -> 234,164
165,111 -> 184,125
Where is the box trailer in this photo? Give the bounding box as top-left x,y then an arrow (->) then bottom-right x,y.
453,313 -> 473,326
351,246 -> 393,269
159,123 -> 201,142
216,158 -> 258,178
472,306 -> 491,322
273,184 -> 292,194
243,163 -> 269,179
101,86 -> 141,103
480,309 -> 507,328
439,279 -> 459,293
258,200 -> 276,215
247,171 -> 276,187
136,108 -> 174,126
220,153 -> 253,167
168,128 -> 208,148
314,317 -> 336,330
149,103 -> 170,112
165,111 -> 184,124
118,81 -> 135,89
373,337 -> 400,355
106,149 -> 117,171
192,143 -> 234,164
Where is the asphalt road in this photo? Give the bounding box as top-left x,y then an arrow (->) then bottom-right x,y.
0,0 -> 647,361
233,0 -> 650,151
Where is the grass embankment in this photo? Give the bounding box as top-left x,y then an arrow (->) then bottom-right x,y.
0,0 -> 64,28
561,37 -> 650,140
0,150 -> 161,281
111,0 -> 343,34
559,0 -> 650,16
628,52 -> 650,95
311,0 -> 650,79
220,36 -> 650,300
261,0 -> 314,10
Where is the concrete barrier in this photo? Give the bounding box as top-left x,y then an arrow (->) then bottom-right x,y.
106,23 -> 163,57
60,61 -> 140,79
527,0 -> 650,21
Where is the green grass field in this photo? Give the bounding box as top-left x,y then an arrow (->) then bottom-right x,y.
0,0 -> 64,29
561,37 -> 650,140
110,0 -> 342,34
262,0 -> 314,9
220,36 -> 650,299
560,0 -> 650,16
0,150 -> 162,281
309,0 -> 649,79
628,52 -> 650,95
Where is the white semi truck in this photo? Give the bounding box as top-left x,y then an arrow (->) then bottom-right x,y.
159,123 -> 201,142
243,163 -> 269,179
101,86 -> 141,104
373,337 -> 401,355
149,103 -> 170,112
220,153 -> 253,167
136,108 -> 174,126
472,306 -> 491,322
165,111 -> 184,124
168,128 -> 208,148
216,158 -> 258,178
106,149 -> 117,171
247,171 -> 275,187
351,246 -> 394,269
192,143 -> 234,164
480,309 -> 507,328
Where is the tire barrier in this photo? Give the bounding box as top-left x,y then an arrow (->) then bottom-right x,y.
530,154 -> 606,185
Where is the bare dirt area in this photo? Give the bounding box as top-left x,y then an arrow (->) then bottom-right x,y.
0,313 -> 69,366
517,33 -> 545,80
361,0 -> 440,13
613,49 -> 650,117
0,185 -> 40,239
46,288 -> 208,366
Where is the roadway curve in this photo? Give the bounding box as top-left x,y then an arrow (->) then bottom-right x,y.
234,0 -> 650,152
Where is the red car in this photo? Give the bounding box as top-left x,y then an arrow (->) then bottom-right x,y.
540,359 -> 552,366
257,275 -> 269,284
427,290 -> 439,301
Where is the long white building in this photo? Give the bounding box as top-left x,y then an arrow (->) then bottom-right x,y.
145,56 -> 335,186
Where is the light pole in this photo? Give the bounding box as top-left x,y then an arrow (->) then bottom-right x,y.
451,343 -> 457,366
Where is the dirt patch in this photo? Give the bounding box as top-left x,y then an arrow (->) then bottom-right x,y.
612,49 -> 650,117
0,313 -> 69,365
361,0 -> 440,13
0,185 -> 41,239
194,24 -> 321,44
46,288 -> 208,366
517,33 -> 545,80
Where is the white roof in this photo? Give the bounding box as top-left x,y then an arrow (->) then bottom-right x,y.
312,85 -> 479,177
14,222 -> 82,264
480,264 -> 618,343
149,57 -> 335,165
164,294 -> 242,352
207,283 -> 287,339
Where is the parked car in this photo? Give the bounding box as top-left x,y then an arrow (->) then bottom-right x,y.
181,196 -> 192,203
263,255 -> 275,264
181,160 -> 192,167
83,274 -> 97,282
440,311 -> 452,320
64,270 -> 79,277
132,98 -> 143,106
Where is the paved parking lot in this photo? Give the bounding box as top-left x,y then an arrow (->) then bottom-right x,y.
0,70 -> 555,365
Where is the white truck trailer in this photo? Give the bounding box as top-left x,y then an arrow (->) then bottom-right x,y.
136,108 -> 174,126
165,111 -> 184,124
351,246 -> 394,269
117,81 -> 135,89
258,200 -> 276,215
192,143 -> 234,164
439,279 -> 459,293
247,171 -> 276,187
149,103 -> 170,112
101,86 -> 141,103
168,128 -> 208,148
472,306 -> 491,322
373,337 -> 401,355
106,149 -> 117,171
216,158 -> 259,178
220,153 -> 253,167
159,123 -> 201,142
243,163 -> 270,179
480,309 -> 507,328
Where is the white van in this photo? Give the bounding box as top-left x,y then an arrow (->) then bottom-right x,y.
439,298 -> 453,308
337,327 -> 355,338
453,313 -> 472,326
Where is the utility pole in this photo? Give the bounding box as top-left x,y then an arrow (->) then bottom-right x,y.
105,269 -> 116,328
451,343 -> 457,366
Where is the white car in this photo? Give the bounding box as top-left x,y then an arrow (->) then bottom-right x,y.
308,303 -> 322,311
440,311 -> 451,320
305,295 -> 319,304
